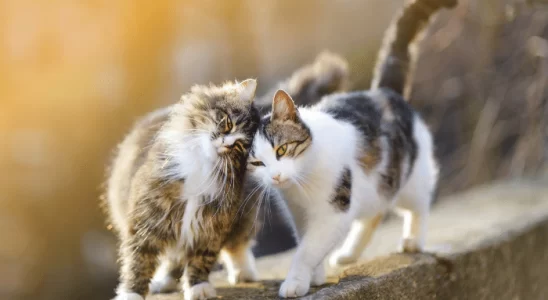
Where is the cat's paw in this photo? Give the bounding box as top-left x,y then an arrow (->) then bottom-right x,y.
227,266 -> 258,285
311,266 -> 326,286
329,251 -> 359,267
400,238 -> 423,253
279,278 -> 310,298
184,282 -> 216,300
114,292 -> 145,300
150,275 -> 179,294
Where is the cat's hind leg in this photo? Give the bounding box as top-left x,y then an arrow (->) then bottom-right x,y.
150,248 -> 184,294
395,116 -> 437,253
220,241 -> 258,285
397,206 -> 429,253
394,172 -> 435,252
329,213 -> 384,266
395,162 -> 435,253
220,193 -> 259,285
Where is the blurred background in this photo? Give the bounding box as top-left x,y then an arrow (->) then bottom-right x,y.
1,0 -> 547,299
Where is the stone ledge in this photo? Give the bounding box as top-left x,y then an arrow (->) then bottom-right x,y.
151,178 -> 548,299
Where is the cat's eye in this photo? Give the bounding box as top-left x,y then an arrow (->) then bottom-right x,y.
221,114 -> 233,134
276,144 -> 288,157
250,161 -> 265,167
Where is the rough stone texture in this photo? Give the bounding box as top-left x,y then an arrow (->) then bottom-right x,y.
149,177 -> 548,299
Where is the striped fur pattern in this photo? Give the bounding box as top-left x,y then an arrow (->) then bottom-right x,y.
105,80 -> 260,300
247,0 -> 456,297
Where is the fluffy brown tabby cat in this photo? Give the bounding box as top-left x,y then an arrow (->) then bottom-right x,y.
106,80 -> 260,300
103,52 -> 349,300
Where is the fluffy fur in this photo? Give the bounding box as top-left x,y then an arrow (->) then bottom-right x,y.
105,80 -> 260,300
247,0 -> 457,297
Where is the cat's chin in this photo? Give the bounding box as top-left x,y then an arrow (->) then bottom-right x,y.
272,180 -> 292,190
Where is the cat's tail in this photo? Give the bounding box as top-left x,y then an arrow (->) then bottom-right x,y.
370,0 -> 457,99
255,51 -> 349,113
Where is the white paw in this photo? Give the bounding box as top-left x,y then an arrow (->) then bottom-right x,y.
184,282 -> 216,300
279,277 -> 310,298
227,267 -> 259,285
400,238 -> 423,253
150,275 -> 180,294
114,292 -> 145,300
311,266 -> 326,286
329,250 -> 359,267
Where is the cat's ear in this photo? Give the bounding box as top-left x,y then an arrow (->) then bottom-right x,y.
239,79 -> 257,103
272,90 -> 297,121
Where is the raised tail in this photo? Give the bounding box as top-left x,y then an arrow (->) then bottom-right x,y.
371,0 -> 457,99
255,51 -> 349,114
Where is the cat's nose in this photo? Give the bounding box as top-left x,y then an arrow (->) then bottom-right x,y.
272,174 -> 281,183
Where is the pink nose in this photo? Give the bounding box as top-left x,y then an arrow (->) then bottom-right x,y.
272,174 -> 281,182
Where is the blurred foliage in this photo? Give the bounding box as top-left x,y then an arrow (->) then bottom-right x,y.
0,0 -> 546,299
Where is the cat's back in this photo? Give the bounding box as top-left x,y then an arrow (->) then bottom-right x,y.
105,106 -> 172,234
319,88 -> 425,198
317,88 -> 416,140
318,90 -> 383,141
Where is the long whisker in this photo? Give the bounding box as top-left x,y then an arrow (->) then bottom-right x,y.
237,182 -> 263,218
250,183 -> 269,234
263,186 -> 273,228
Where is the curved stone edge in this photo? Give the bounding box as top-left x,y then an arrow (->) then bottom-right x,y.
304,215 -> 548,300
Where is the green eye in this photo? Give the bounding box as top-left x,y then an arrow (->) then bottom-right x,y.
276,144 -> 287,157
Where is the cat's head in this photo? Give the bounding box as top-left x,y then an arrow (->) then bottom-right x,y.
162,79 -> 260,167
248,90 -> 313,189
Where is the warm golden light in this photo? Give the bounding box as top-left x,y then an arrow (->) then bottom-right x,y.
0,0 -> 546,299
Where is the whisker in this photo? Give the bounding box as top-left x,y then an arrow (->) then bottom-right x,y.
250,183 -> 269,234
236,182 -> 263,218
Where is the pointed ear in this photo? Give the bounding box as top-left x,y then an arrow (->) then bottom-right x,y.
271,90 -> 297,121
239,79 -> 257,103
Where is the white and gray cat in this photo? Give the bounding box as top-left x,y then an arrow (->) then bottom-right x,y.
247,0 -> 457,297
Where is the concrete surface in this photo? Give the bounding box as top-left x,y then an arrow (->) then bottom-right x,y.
149,177 -> 548,299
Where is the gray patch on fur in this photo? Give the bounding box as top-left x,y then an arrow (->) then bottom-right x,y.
331,167 -> 352,212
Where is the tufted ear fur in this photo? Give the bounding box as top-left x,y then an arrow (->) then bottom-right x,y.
239,79 -> 257,103
271,90 -> 297,121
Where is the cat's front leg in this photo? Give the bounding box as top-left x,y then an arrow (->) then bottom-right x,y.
182,247 -> 221,300
279,212 -> 350,298
311,263 -> 326,286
